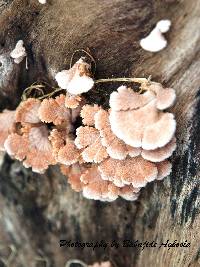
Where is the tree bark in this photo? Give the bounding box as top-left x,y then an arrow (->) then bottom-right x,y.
0,0 -> 199,267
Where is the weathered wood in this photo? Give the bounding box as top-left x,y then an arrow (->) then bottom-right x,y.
0,0 -> 199,266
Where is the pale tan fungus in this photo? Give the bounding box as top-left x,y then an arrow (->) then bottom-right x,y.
148,82 -> 176,110
81,104 -> 101,126
4,125 -> 56,173
65,93 -> 82,108
57,137 -> 80,165
10,40 -> 27,64
119,185 -> 140,201
80,166 -> 120,201
55,58 -> 94,95
38,94 -> 72,126
156,160 -> 172,180
75,126 -> 108,163
0,110 -> 16,151
109,85 -> 155,111
110,92 -> 176,150
60,163 -> 86,192
95,109 -> 141,159
15,98 -> 41,124
99,156 -> 158,188
49,129 -> 80,165
141,137 -> 176,162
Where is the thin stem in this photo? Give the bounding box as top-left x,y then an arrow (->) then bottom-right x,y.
65,259 -> 88,267
38,88 -> 64,100
94,77 -> 149,84
21,84 -> 45,100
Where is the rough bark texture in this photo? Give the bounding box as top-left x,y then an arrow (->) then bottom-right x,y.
0,0 -> 199,267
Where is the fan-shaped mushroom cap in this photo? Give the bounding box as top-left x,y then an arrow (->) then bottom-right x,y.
110,94 -> 176,150
10,40 -> 27,64
80,166 -> 120,201
57,138 -> 80,165
5,125 -> 56,173
109,86 -> 155,111
140,20 -> 171,52
95,109 -> 141,160
141,137 -> 176,162
65,94 -> 82,108
119,185 -> 140,201
148,82 -> 176,110
75,126 -> 108,163
81,104 -> 101,126
156,160 -> 172,180
55,58 -> 94,95
142,112 -> 176,150
99,156 -> 158,188
0,110 -> 16,151
38,94 -> 72,127
49,129 -> 80,165
4,133 -> 29,160
16,98 -> 41,124
60,163 -> 86,192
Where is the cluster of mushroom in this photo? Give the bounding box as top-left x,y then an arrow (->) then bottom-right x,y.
0,58 -> 176,202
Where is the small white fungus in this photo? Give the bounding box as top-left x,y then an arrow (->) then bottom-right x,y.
10,40 -> 27,64
38,0 -> 47,4
140,19 -> 171,52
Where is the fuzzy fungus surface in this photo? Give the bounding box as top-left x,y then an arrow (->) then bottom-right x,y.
0,76 -> 176,202
109,85 -> 176,150
55,58 -> 94,95
10,40 -> 27,64
0,110 -> 16,151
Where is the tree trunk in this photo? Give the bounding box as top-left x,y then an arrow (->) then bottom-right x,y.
0,0 -> 199,266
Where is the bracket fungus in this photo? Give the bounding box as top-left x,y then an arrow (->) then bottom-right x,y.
95,109 -> 141,160
55,58 -> 94,95
80,104 -> 101,126
140,19 -> 171,52
109,84 -> 176,150
0,110 -> 16,151
61,163 -> 140,201
4,98 -> 56,173
38,94 -> 72,126
98,157 -> 158,188
50,129 -> 80,165
0,71 -> 176,202
4,125 -> 56,173
10,40 -> 27,64
75,126 -> 108,163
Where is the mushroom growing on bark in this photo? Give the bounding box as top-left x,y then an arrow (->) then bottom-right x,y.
38,94 -> 72,126
5,125 -> 56,173
95,109 -> 141,160
61,163 -> 140,201
140,19 -> 171,52
10,40 -> 27,64
109,85 -> 176,150
49,129 -> 80,165
4,98 -> 56,173
55,58 -> 94,95
0,110 -> 16,151
99,157 -> 158,188
75,126 -> 108,163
